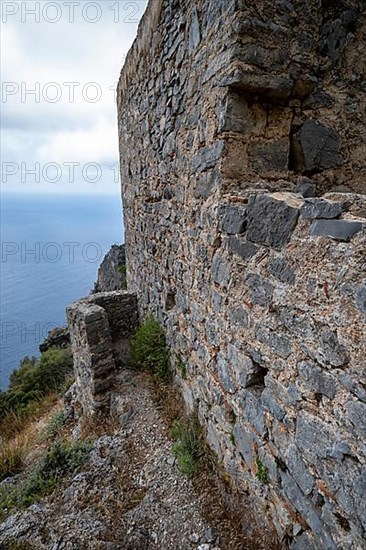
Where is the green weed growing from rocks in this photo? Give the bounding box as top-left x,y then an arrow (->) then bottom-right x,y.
130,315 -> 171,381
40,410 -> 65,442
177,356 -> 188,380
171,415 -> 203,477
0,439 -> 91,516
256,456 -> 269,485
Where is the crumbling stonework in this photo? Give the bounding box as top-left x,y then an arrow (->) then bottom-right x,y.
67,291 -> 138,415
117,1 -> 365,548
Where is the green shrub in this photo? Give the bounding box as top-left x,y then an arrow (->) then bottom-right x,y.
256,456 -> 269,485
0,348 -> 73,423
40,410 -> 65,442
171,415 -> 202,476
0,440 -> 91,514
8,356 -> 37,387
130,316 -> 170,381
177,357 -> 188,380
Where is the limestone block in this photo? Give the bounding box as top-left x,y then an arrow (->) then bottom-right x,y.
255,325 -> 293,359
246,194 -> 300,250
218,204 -> 247,234
212,252 -> 231,287
354,282 -> 366,317
300,198 -> 348,219
229,237 -> 259,260
248,138 -> 289,172
295,178 -> 316,198
232,422 -> 256,468
267,257 -> 296,285
298,361 -> 337,400
227,344 -> 264,388
245,273 -> 273,307
291,120 -> 343,173
310,219 -> 363,242
188,7 -> 201,53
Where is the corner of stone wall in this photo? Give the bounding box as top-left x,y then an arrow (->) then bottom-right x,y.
66,290 -> 139,416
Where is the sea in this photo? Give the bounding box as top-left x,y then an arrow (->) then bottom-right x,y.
0,193 -> 124,390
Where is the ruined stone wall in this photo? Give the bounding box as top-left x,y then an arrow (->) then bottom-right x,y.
67,291 -> 138,415
117,1 -> 366,548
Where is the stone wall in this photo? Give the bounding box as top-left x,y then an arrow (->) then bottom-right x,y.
117,1 -> 366,548
67,291 -> 138,415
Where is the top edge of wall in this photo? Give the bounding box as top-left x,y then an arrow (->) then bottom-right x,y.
117,0 -> 164,104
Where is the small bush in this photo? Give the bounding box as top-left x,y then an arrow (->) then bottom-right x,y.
171,415 -> 202,476
40,410 -> 65,442
0,440 -> 91,514
256,456 -> 269,485
0,348 -> 73,423
130,316 -> 170,381
177,357 -> 188,380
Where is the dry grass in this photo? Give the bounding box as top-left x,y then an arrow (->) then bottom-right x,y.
0,395 -> 120,508
147,375 -> 185,430
0,433 -> 30,481
0,410 -> 27,441
0,395 -> 63,482
0,393 -> 59,441
78,410 -> 121,441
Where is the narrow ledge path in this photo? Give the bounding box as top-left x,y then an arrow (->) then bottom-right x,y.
0,370 -> 274,549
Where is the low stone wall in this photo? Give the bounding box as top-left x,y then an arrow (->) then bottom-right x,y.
66,291 -> 138,415
118,0 -> 366,548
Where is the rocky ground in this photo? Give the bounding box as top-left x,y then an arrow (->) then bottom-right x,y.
0,370 -> 276,549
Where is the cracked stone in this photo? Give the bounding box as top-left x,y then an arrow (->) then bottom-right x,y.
247,194 -> 299,250
300,198 -> 348,219
291,119 -> 343,173
218,204 -> 247,234
310,219 -> 363,242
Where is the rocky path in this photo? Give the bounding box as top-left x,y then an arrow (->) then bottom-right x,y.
0,370 -> 272,549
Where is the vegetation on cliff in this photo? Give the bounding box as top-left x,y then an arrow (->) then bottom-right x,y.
0,348 -> 73,424
0,439 -> 90,516
0,348 -> 95,521
171,416 -> 203,476
0,348 -> 74,484
130,315 -> 171,381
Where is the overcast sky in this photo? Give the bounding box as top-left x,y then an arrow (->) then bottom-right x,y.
1,0 -> 148,195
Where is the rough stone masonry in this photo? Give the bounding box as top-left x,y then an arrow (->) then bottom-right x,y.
117,0 -> 366,548
67,291 -> 138,415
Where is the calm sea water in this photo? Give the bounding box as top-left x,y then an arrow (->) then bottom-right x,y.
0,193 -> 124,390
